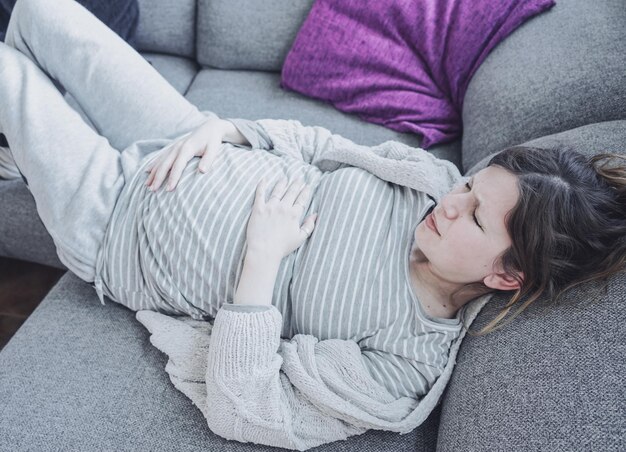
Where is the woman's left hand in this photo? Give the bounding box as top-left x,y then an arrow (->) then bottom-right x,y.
246,176 -> 318,261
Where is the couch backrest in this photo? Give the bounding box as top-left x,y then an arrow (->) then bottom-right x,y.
460,0 -> 626,172
134,0 -> 197,58
196,0 -> 315,71
134,0 -> 315,71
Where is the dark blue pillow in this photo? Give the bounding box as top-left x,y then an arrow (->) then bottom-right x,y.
0,0 -> 139,49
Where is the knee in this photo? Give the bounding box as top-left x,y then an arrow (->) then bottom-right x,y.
11,0 -> 49,24
10,0 -> 67,31
13,0 -> 46,14
0,40 -> 23,68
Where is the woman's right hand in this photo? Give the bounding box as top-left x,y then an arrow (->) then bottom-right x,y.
145,117 -> 245,192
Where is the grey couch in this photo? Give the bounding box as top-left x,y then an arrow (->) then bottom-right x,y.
1,0 -> 624,450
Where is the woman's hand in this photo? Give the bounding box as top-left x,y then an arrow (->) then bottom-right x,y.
246,176 -> 318,261
144,117 -> 246,192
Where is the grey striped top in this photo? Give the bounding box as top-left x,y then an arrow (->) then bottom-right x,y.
94,118 -> 465,399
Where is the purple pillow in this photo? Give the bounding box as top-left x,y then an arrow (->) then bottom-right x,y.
281,0 -> 556,148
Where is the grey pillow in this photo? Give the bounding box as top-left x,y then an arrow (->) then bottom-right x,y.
438,121 -> 626,451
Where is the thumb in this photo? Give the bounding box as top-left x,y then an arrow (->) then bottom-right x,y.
198,135 -> 223,173
301,213 -> 318,238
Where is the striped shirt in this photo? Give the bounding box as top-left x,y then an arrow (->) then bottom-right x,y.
94,118 -> 465,399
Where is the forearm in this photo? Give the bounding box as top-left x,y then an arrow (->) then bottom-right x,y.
233,250 -> 281,306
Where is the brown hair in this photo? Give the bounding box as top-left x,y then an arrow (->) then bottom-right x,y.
460,146 -> 626,336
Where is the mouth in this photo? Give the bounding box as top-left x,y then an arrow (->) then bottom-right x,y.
426,212 -> 440,236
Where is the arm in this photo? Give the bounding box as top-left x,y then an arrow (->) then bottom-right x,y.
192,250 -> 424,449
232,249 -> 279,307
137,257 -> 442,452
225,118 -> 463,201
202,306 -> 424,450
225,117 -> 362,172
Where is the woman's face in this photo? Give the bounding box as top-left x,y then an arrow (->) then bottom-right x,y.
412,165 -> 522,291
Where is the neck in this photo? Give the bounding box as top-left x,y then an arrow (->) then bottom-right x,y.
408,248 -> 491,319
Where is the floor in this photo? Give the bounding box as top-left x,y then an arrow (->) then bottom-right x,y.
0,256 -> 65,351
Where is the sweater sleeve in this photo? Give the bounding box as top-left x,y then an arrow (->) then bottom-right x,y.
203,303 -> 424,451
225,118 -> 463,201
226,118 -> 377,172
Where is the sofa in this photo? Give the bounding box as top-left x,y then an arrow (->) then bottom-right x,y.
0,0 -> 624,450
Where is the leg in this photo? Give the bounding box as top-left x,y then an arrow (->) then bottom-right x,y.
0,42 -> 124,283
4,0 -> 213,152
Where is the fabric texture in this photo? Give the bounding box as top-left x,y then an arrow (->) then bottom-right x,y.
0,0 -> 212,282
133,0 -> 196,57
280,0 -> 556,149
137,290 -> 490,451
436,119 -> 626,451
94,118 -> 465,402
0,0 -> 140,47
460,0 -> 626,172
93,116 -> 463,305
196,0 -> 315,71
0,271 -> 444,452
0,145 -> 19,180
122,118 -> 494,450
182,68 -> 464,170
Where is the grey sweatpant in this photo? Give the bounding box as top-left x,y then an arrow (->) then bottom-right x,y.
0,0 -> 211,282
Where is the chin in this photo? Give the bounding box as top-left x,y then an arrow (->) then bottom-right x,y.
411,237 -> 429,263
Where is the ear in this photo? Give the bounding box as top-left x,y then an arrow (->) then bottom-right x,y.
483,271 -> 524,291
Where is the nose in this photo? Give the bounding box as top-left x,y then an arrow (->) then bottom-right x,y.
439,190 -> 473,220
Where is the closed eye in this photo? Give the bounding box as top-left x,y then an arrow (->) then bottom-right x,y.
465,181 -> 483,230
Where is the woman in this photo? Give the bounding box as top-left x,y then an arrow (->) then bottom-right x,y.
1,0 -> 625,449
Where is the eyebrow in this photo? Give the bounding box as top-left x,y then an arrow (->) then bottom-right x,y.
469,176 -> 487,229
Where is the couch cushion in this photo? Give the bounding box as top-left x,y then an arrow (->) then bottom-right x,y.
196,0 -> 315,71
0,272 -> 442,451
465,120 -> 626,177
0,53 -> 194,269
437,122 -> 626,451
184,67 -> 463,169
0,179 -> 65,270
461,0 -> 626,172
134,0 -> 196,58
437,276 -> 626,451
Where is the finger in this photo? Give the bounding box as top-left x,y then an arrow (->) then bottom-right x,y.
254,177 -> 267,207
146,149 -> 163,173
300,213 -> 318,238
145,159 -> 163,187
166,144 -> 197,191
282,176 -> 305,204
151,145 -> 181,191
197,140 -> 219,173
269,176 -> 289,202
145,153 -> 166,186
146,165 -> 156,186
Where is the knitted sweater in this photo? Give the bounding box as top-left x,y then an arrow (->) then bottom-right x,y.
135,118 -> 494,450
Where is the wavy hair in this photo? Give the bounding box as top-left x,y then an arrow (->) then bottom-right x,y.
459,146 -> 626,336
